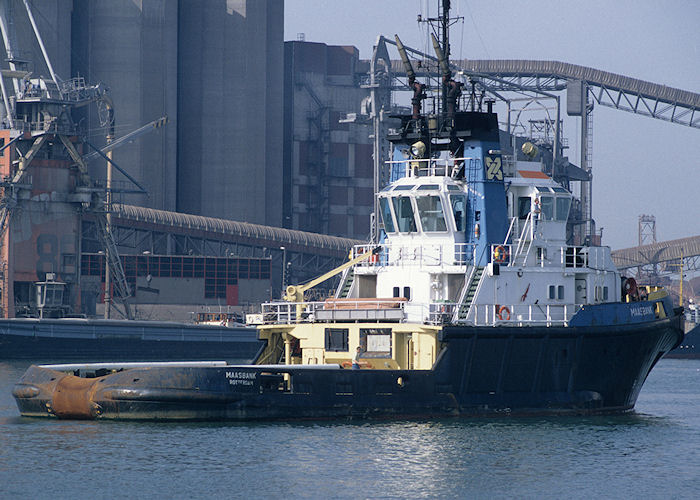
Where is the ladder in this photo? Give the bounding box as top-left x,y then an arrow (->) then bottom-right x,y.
335,266 -> 355,298
453,265 -> 484,322
95,213 -> 132,319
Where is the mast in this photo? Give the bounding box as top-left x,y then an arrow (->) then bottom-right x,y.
421,0 -> 463,145
440,0 -> 450,116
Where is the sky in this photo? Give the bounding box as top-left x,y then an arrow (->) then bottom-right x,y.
285,0 -> 700,250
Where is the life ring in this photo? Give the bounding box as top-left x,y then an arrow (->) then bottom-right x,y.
493,245 -> 508,263
498,305 -> 511,321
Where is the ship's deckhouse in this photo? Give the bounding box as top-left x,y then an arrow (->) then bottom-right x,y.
346,156 -> 624,326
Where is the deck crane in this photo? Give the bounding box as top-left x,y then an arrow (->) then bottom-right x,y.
283,246 -> 381,303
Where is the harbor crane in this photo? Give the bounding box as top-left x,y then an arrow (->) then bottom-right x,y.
0,0 -> 166,319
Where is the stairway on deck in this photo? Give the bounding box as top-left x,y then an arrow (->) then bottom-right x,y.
336,267 -> 355,299
456,266 -> 484,322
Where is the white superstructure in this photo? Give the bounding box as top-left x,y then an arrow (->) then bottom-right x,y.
260,156 -> 622,329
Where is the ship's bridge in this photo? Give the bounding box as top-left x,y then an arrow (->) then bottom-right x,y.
374,158 -> 472,268
504,164 -> 573,247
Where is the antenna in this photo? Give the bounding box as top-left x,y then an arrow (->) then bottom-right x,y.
420,0 -> 463,121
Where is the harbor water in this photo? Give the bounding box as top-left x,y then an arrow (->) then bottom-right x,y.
1,358 -> 698,499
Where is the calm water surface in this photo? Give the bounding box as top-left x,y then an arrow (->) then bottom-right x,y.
1,358 -> 698,499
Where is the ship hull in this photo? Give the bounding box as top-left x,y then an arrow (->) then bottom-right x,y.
0,318 -> 265,363
664,324 -> 700,359
13,312 -> 683,420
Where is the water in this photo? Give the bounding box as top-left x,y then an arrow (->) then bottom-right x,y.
1,359 -> 698,499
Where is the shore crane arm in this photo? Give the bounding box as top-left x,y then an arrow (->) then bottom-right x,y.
283,246 -> 381,302
81,116 -> 169,163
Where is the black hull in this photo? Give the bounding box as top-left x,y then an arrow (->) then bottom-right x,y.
0,318 -> 265,363
13,312 -> 683,420
665,324 -> 700,359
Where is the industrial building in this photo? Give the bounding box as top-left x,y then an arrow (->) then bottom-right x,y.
283,41 -> 374,240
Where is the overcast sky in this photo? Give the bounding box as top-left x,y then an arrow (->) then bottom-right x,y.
285,0 -> 700,250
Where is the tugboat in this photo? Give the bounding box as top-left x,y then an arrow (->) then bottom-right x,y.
12,1 -> 683,420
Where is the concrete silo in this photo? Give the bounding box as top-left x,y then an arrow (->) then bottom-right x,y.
72,0 -> 178,211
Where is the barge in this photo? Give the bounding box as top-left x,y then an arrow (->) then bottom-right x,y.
0,316 -> 264,363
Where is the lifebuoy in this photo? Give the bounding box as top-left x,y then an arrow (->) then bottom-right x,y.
493,245 -> 508,263
498,305 -> 510,321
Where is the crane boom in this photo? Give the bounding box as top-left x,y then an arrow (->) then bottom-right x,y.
81,116 -> 168,162
283,246 -> 380,303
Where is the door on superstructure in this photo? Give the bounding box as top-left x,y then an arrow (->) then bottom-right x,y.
575,277 -> 587,304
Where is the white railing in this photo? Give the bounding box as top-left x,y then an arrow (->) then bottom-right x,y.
353,243 -> 475,269
386,156 -> 480,179
490,242 -> 594,270
259,299 -> 409,325
467,303 -> 576,326
256,300 -> 578,327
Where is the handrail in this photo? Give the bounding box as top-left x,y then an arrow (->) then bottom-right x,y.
451,264 -> 479,323
257,299 -> 577,327
512,211 -> 534,264
353,242 -> 474,268
503,216 -> 516,245
490,242 -> 592,269
466,303 -> 577,326
386,156 -> 480,179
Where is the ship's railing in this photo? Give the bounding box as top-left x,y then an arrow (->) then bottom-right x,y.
353,243 -> 475,268
466,303 -> 576,326
386,156 -> 480,179
257,299 -> 409,325
491,243 -> 599,269
254,300 -> 576,327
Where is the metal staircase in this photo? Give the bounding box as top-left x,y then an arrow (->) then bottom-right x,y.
335,266 -> 355,298
453,265 -> 484,322
95,213 -> 132,319
511,211 -> 535,266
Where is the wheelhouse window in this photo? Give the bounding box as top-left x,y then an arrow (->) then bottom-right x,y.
539,196 -> 554,220
450,194 -> 466,231
555,197 -> 571,221
379,197 -> 396,233
392,196 -> 417,233
416,195 -> 447,232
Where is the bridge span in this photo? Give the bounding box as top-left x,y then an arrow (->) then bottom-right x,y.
611,235 -> 700,272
